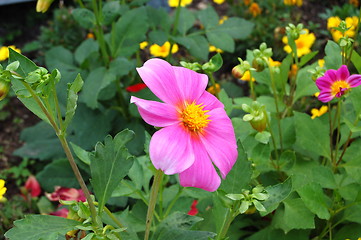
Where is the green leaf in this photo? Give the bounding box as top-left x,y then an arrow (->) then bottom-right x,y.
311,166 -> 337,189
70,142 -> 91,165
297,183 -> 330,220
342,139 -> 361,182
299,51 -> 318,68
149,30 -> 168,45
343,203 -> 361,224
5,215 -> 79,240
220,141 -> 252,194
177,8 -> 195,36
186,35 -> 209,61
153,212 -> 216,240
209,53 -> 223,72
261,177 -> 292,216
63,74 -> 83,131
74,39 -> 99,65
255,131 -> 271,144
206,31 -> 234,52
351,50 -> 361,74
102,1 -> 122,25
218,89 -> 232,116
90,129 -> 134,212
36,159 -> 80,192
349,82 -> 361,116
324,40 -> 342,70
45,46 -> 77,72
197,6 -> 218,29
80,67 -> 116,109
294,66 -> 318,102
9,48 -> 38,78
72,8 -> 96,29
273,198 -> 315,234
293,112 -> 330,159
211,17 -> 254,39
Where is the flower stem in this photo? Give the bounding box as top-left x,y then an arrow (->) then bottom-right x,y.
333,100 -> 342,169
216,208 -> 237,240
144,169 -> 164,240
328,102 -> 334,164
249,70 -> 256,100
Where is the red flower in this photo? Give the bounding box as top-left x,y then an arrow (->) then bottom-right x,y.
46,186 -> 86,202
24,176 -> 41,197
50,208 -> 69,218
126,83 -> 147,92
188,200 -> 199,216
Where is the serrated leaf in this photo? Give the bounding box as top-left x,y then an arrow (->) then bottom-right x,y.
64,74 -> 83,131
90,129 -> 134,212
220,141 -> 252,194
5,215 -> 79,240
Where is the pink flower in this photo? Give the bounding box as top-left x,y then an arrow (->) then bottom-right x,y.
24,176 -> 41,197
50,207 -> 69,218
316,65 -> 361,102
188,200 -> 199,215
131,59 -> 238,192
46,186 -> 86,202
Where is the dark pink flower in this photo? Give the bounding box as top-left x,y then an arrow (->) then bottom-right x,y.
24,176 -> 41,197
188,200 -> 199,216
50,207 -> 69,218
316,65 -> 361,102
46,186 -> 86,202
131,59 -> 238,192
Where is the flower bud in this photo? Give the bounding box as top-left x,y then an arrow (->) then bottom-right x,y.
252,58 -> 266,72
232,65 -> 244,79
0,79 -> 10,101
242,101 -> 267,132
36,0 -> 54,13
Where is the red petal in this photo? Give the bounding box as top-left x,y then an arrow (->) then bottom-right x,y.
126,83 -> 147,92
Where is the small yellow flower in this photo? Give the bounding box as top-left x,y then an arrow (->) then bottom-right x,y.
168,0 -> 192,7
86,33 -> 95,39
213,0 -> 225,4
282,29 -> 315,57
249,3 -> 261,17
139,41 -> 148,50
36,0 -> 54,13
314,92 -> 320,97
327,16 -> 359,42
318,59 -> 325,68
240,70 -> 255,82
311,105 -> 328,119
207,83 -> 221,95
219,16 -> 228,25
209,45 -> 224,53
0,45 -> 21,61
269,58 -> 281,67
150,41 -> 178,58
284,0 -> 302,6
289,64 -> 298,78
0,179 -> 7,200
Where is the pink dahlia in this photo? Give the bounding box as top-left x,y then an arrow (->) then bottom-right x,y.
316,65 -> 361,102
131,59 -> 238,192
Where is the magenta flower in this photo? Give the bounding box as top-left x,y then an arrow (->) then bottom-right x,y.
316,65 -> 361,102
131,59 -> 238,192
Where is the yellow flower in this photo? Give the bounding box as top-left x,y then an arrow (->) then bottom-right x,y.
207,83 -> 221,95
213,0 -> 225,4
86,33 -> 95,39
327,16 -> 359,42
219,16 -> 228,25
0,179 -> 7,200
150,41 -> 178,58
36,0 -> 54,13
0,45 -> 21,61
139,41 -> 148,50
269,58 -> 281,67
282,29 -> 315,57
284,0 -> 302,6
349,0 -> 359,7
318,59 -> 325,68
314,92 -> 320,97
311,105 -> 328,119
249,3 -> 261,17
209,45 -> 224,53
241,70 -> 255,82
168,0 -> 192,7
327,16 -> 342,30
243,0 -> 251,6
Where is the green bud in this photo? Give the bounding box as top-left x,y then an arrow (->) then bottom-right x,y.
232,58 -> 251,79
0,79 -> 10,101
242,101 -> 268,132
180,61 -> 202,71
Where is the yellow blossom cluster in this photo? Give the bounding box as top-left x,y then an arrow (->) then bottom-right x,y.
282,29 -> 315,57
311,105 -> 328,119
168,0 -> 192,7
150,41 -> 179,58
327,16 -> 359,42
0,179 -> 6,200
0,45 -> 21,61
284,0 -> 302,6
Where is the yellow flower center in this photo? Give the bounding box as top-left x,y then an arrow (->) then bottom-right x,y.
181,102 -> 210,132
331,80 -> 350,97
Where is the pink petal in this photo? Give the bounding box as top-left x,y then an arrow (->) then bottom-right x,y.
325,69 -> 338,82
149,125 -> 195,175
131,96 -> 179,127
337,65 -> 350,80
173,66 -> 208,102
200,108 -> 237,178
347,74 -> 361,88
136,59 -> 183,105
318,91 -> 334,102
196,91 -> 224,111
179,140 -> 221,192
316,76 -> 332,90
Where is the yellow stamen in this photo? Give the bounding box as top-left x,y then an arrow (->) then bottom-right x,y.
180,102 -> 210,132
331,80 -> 350,96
